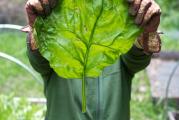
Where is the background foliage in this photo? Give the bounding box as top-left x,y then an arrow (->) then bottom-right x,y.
0,94 -> 45,120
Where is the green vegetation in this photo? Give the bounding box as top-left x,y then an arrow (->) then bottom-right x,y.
0,31 -> 44,119
157,0 -> 179,31
131,71 -> 164,120
0,0 -> 179,119
0,94 -> 45,120
35,0 -> 141,79
156,0 -> 179,52
0,30 -> 43,97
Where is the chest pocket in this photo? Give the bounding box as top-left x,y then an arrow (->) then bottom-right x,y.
102,59 -> 121,78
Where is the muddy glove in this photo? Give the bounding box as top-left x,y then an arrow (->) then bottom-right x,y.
128,0 -> 161,54
22,0 -> 57,50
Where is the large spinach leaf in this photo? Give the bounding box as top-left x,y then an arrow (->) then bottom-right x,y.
34,0 -> 142,112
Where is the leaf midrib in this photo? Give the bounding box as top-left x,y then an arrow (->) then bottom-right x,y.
83,0 -> 104,75
81,0 -> 104,112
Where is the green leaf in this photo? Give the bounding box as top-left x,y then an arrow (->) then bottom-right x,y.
34,0 -> 142,112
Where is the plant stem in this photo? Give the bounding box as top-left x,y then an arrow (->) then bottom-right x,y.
81,0 -> 104,113
82,73 -> 86,113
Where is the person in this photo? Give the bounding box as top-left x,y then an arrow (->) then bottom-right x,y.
22,0 -> 161,120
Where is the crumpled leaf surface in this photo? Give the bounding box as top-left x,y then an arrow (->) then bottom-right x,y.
34,0 -> 141,79
34,0 -> 142,112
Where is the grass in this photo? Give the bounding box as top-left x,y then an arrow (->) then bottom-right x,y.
0,30 -> 43,97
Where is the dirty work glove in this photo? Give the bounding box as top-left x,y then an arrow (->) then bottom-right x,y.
128,0 -> 161,54
22,0 -> 57,50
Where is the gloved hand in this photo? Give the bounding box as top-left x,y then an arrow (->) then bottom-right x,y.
22,0 -> 57,50
128,0 -> 161,54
